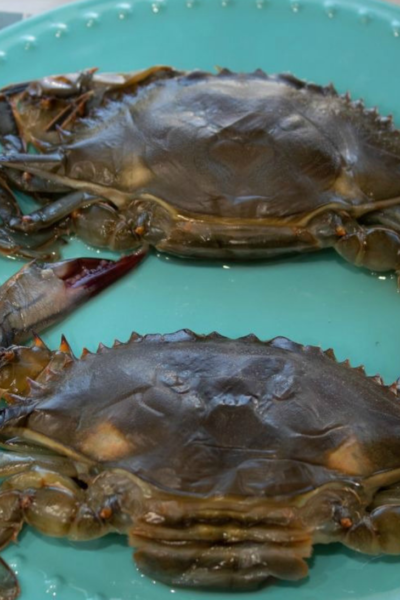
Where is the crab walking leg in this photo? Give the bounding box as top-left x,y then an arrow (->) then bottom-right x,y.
0,467 -> 141,600
334,224 -> 400,276
0,225 -> 67,261
0,67 -> 173,150
0,67 -> 175,200
344,485 -> 400,555
73,203 -> 144,252
0,154 -> 132,208
7,191 -> 100,233
0,180 -> 69,260
0,451 -> 78,479
0,248 -> 147,348
0,339 -> 62,398
0,94 -> 68,195
0,556 -> 19,600
0,180 -> 21,224
344,505 -> 400,554
0,95 -> 23,154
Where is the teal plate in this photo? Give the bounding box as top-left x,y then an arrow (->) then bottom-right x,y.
1,0 -> 400,598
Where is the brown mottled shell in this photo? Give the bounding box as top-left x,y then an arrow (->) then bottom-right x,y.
2,331 -> 400,499
10,68 -> 400,219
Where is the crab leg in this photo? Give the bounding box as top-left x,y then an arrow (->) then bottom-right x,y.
0,248 -> 147,348
0,556 -> 19,600
0,177 -> 69,260
7,190 -> 99,233
329,471 -> 400,555
334,223 -> 400,275
345,503 -> 400,554
0,469 -> 106,600
0,153 -> 131,207
0,462 -> 144,599
0,67 -> 174,156
0,93 -> 67,194
0,451 -> 77,479
0,95 -> 23,154
0,225 -> 67,261
0,179 -> 21,224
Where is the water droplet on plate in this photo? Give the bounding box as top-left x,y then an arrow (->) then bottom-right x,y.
186,0 -> 198,7
358,8 -> 370,24
152,1 -> 164,13
324,2 -> 336,18
221,0 -> 232,7
117,2 -> 132,19
45,575 -> 65,596
85,12 -> 99,27
291,1 -> 301,13
392,20 -> 400,38
23,35 -> 36,50
52,23 -> 68,37
8,561 -> 19,575
255,0 -> 267,8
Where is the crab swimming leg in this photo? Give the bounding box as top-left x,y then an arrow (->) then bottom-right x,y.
0,248 -> 147,348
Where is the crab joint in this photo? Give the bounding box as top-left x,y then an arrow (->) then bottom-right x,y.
340,517 -> 353,529
335,226 -> 346,237
99,506 -> 113,520
19,493 -> 33,510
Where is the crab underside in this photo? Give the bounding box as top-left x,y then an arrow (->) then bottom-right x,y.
0,331 -> 399,596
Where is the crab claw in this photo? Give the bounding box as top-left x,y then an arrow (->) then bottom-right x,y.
0,248 -> 147,347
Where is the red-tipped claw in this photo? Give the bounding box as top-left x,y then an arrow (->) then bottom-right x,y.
51,252 -> 146,296
0,248 -> 147,347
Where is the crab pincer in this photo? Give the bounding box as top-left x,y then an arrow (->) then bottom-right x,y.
0,248 -> 147,348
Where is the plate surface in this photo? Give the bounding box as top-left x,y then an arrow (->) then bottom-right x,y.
1,0 -> 400,598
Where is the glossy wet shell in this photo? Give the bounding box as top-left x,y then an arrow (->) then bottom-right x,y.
12,69 -> 400,219
2,331 -> 400,498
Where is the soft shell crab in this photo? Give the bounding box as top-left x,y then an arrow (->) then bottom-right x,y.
1,65 -> 400,599
1,66 -> 400,276
0,331 -> 400,597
